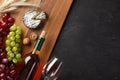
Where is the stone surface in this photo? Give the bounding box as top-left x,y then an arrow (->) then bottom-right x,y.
52,0 -> 120,80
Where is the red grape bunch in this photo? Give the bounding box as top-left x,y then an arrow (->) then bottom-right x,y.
0,13 -> 17,80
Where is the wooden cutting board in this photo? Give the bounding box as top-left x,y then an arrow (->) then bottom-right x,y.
0,0 -> 73,79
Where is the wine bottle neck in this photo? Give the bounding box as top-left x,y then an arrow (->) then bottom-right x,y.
32,30 -> 47,54
33,37 -> 45,53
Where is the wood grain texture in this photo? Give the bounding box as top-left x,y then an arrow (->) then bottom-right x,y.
0,0 -> 73,79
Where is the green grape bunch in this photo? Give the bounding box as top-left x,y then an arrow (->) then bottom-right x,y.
5,24 -> 22,64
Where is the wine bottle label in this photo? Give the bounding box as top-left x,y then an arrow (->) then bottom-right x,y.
34,37 -> 45,50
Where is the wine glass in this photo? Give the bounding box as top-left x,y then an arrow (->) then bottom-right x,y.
42,57 -> 63,80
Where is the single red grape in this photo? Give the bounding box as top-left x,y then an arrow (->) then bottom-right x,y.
2,58 -> 9,64
10,63 -> 15,70
0,72 -> 6,79
8,17 -> 15,23
10,69 -> 17,77
1,22 -> 7,28
0,52 -> 6,58
2,13 -> 10,22
0,64 -> 5,70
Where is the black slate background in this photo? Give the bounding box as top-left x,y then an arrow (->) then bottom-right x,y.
51,0 -> 120,80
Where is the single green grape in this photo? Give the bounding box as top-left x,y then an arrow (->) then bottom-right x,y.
10,41 -> 16,47
12,47 -> 18,52
10,25 -> 17,31
15,34 -> 21,39
6,46 -> 11,51
9,31 -> 15,36
8,57 -> 12,61
16,27 -> 22,34
9,53 -> 14,58
10,36 -> 15,41
16,30 -> 21,35
12,58 -> 18,64
7,51 -> 12,56
7,34 -> 10,38
15,53 -> 21,59
17,26 -> 22,30
6,40 -> 11,46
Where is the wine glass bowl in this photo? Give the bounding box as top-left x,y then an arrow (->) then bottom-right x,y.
42,57 -> 63,80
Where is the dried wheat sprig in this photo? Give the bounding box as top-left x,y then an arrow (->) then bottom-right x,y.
1,7 -> 17,13
0,0 -> 40,14
0,0 -> 14,11
10,1 -> 40,8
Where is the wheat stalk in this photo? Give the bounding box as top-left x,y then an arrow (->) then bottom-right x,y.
0,0 -> 40,14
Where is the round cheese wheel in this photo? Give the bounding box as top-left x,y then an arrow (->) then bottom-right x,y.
23,10 -> 47,29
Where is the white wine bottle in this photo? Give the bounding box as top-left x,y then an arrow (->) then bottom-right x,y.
17,31 -> 47,80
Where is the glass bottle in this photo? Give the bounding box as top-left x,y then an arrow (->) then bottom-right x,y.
17,31 -> 47,80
